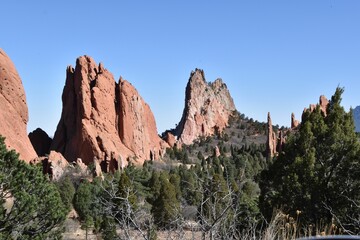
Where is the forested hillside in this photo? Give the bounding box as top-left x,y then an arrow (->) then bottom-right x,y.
1,88 -> 359,239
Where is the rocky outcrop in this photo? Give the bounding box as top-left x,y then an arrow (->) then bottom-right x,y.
174,69 -> 236,145
304,95 -> 329,117
51,56 -> 167,169
267,94 -> 331,159
29,128 -> 52,156
266,112 -> 277,158
291,113 -> 300,129
163,131 -> 177,148
0,48 -> 37,162
39,151 -> 69,181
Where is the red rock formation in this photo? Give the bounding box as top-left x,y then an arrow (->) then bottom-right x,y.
303,95 -> 329,118
29,128 -> 52,156
291,113 -> 300,129
0,49 -> 37,162
51,56 -> 167,168
174,69 -> 236,145
319,95 -> 329,116
39,151 -> 69,180
276,130 -> 286,153
266,112 -> 277,158
163,131 -> 177,148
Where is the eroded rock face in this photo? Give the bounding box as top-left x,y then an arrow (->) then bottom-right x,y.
174,69 -> 236,145
0,49 -> 37,162
29,128 -> 52,156
303,95 -> 329,118
51,56 -> 167,168
266,112 -> 277,158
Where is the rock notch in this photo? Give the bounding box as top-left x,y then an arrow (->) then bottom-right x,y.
51,56 -> 167,169
0,48 -> 37,162
174,69 -> 236,145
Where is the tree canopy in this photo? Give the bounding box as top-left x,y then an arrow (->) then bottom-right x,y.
260,87 -> 360,233
0,136 -> 68,239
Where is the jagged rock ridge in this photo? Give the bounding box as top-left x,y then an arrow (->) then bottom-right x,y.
0,48 -> 37,162
51,56 -> 167,169
266,95 -> 330,158
173,68 -> 236,145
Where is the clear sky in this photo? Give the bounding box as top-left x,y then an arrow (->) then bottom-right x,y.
1,1 -> 359,136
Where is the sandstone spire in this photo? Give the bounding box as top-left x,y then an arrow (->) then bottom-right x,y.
266,112 -> 277,158
291,112 -> 300,129
0,48 -> 37,162
51,56 -> 167,169
174,69 -> 236,145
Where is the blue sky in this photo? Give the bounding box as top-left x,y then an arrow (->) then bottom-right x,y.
1,1 -> 360,136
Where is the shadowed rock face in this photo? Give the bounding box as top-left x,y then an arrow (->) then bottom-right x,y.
174,69 -> 236,145
29,128 -> 52,157
51,56 -> 167,169
0,48 -> 37,162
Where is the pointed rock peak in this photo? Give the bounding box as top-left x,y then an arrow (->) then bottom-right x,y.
302,94 -> 330,117
66,65 -> 75,74
319,95 -> 328,105
211,78 -> 225,89
291,112 -> 300,129
98,62 -> 105,74
52,55 -> 168,169
266,112 -> 277,158
268,112 -> 272,126
319,95 -> 329,116
173,69 -> 236,145
189,68 -> 206,83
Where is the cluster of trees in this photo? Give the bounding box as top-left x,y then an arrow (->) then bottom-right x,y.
0,136 -> 68,239
260,87 -> 360,234
68,142 -> 267,239
0,87 -> 359,239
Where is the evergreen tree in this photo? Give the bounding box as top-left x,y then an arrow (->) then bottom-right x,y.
55,175 -> 75,211
151,173 -> 180,228
0,136 -> 68,239
260,88 -> 360,232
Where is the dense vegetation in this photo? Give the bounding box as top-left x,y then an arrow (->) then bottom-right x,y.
260,87 -> 360,235
0,136 -> 68,239
0,87 -> 359,239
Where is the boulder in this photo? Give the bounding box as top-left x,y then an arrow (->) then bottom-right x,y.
0,48 -> 37,162
40,151 -> 69,181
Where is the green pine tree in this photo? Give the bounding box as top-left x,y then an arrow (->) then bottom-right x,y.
0,135 -> 68,239
260,87 -> 360,232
